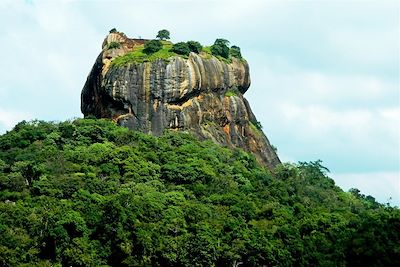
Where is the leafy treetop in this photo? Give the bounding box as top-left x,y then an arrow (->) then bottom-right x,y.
0,118 -> 398,267
143,39 -> 163,55
170,42 -> 190,56
156,29 -> 170,40
186,40 -> 203,53
211,38 -> 230,59
230,45 -> 242,58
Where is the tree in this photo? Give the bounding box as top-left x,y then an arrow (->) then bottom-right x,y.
186,41 -> 202,53
230,45 -> 242,58
211,38 -> 230,58
170,42 -> 190,56
1,118 -> 399,266
143,39 -> 162,54
156,29 -> 170,40
107,41 -> 121,50
109,28 -> 117,34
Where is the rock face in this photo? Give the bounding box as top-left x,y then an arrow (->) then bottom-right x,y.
81,33 -> 280,168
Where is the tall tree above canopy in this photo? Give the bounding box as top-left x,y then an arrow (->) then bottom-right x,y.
156,29 -> 170,40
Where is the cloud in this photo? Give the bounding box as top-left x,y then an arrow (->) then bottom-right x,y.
0,0 -> 398,203
331,171 -> 400,207
327,28 -> 399,70
247,53 -> 399,107
246,60 -> 399,173
0,0 -> 102,121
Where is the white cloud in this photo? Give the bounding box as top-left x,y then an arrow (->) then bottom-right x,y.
0,0 -> 103,122
284,105 -> 395,167
327,28 -> 399,68
278,104 -> 399,143
246,57 -> 399,174
247,57 -> 398,108
331,171 -> 400,207
0,0 -> 398,203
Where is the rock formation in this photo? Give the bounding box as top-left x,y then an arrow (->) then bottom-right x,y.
81,32 -> 280,168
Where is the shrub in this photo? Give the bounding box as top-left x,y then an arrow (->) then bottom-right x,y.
143,40 -> 162,54
230,45 -> 242,58
107,41 -> 121,50
211,38 -> 230,59
225,90 -> 237,97
186,41 -> 202,53
170,42 -> 190,56
251,120 -> 263,130
156,29 -> 170,40
109,28 -> 117,33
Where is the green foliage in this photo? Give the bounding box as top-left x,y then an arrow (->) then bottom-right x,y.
230,45 -> 242,58
0,118 -> 398,266
186,41 -> 203,53
107,41 -> 121,50
250,120 -> 263,131
111,42 -> 176,66
156,29 -> 170,40
110,37 -> 242,66
109,28 -> 117,34
201,46 -> 212,55
170,42 -> 190,56
211,38 -> 230,59
143,39 -> 163,55
225,90 -> 237,97
170,41 -> 203,56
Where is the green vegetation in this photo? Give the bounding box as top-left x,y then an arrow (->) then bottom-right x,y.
199,46 -> 212,59
209,39 -> 242,62
225,89 -> 237,97
143,39 -> 163,54
201,46 -> 212,55
109,28 -> 117,33
230,45 -> 242,58
170,42 -> 190,56
107,41 -> 121,50
109,30 -> 242,66
171,41 -> 203,56
211,38 -> 230,59
250,119 -> 263,131
0,118 -> 398,266
249,122 -> 262,137
156,29 -> 170,40
111,42 -> 177,66
187,40 -> 203,53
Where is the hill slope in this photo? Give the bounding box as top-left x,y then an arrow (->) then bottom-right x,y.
0,119 -> 399,266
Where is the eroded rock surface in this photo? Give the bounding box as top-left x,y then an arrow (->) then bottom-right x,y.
81,33 -> 280,168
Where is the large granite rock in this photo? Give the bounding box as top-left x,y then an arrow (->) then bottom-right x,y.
81,33 -> 280,168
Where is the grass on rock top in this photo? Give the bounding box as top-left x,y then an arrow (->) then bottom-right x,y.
111,41 -> 178,66
110,41 -> 243,67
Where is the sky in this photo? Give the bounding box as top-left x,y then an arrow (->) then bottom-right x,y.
0,0 -> 399,205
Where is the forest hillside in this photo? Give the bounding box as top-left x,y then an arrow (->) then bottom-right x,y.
0,119 -> 398,266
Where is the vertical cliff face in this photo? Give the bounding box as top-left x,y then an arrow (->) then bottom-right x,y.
81,33 -> 280,168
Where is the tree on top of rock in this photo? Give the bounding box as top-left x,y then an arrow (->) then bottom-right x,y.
143,39 -> 162,54
230,45 -> 242,58
156,29 -> 170,40
211,38 -> 230,59
170,42 -> 190,56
